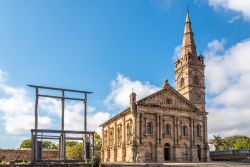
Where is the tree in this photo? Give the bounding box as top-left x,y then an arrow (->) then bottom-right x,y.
20,139 -> 31,149
42,140 -> 58,150
20,139 -> 57,150
66,141 -> 83,160
94,132 -> 102,151
209,135 -> 250,151
224,135 -> 250,150
209,135 -> 225,151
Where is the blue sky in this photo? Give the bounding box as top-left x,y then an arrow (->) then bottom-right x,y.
0,0 -> 250,148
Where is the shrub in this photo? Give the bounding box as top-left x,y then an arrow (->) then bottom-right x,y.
90,156 -> 101,167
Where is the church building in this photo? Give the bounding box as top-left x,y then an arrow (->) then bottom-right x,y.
100,12 -> 209,162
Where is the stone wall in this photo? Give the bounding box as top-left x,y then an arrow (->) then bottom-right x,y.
0,149 -> 58,162
0,163 -> 90,167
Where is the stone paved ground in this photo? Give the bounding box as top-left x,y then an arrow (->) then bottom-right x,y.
163,161 -> 250,167
102,161 -> 250,167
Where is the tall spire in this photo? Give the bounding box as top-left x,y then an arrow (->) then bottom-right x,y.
180,9 -> 197,58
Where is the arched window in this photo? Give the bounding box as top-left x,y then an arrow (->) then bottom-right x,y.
104,130 -> 107,147
183,125 -> 188,136
180,78 -> 185,88
197,124 -> 202,137
117,125 -> 122,145
126,123 -> 132,142
194,75 -> 199,85
110,128 -> 113,145
165,124 -> 171,135
146,122 -> 153,134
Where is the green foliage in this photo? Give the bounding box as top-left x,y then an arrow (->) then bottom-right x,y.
20,139 -> 58,150
224,135 -> 250,150
0,161 -> 7,165
66,142 -> 83,160
209,135 -> 225,151
66,141 -> 78,147
90,156 -> 101,167
15,161 -> 30,165
20,139 -> 31,148
42,140 -> 55,149
94,132 -> 102,151
209,135 -> 250,151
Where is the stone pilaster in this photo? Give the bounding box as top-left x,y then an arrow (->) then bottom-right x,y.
122,117 -> 126,161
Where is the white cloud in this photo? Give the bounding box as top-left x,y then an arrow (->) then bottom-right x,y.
0,73 -> 52,134
208,0 -> 250,21
172,45 -> 182,61
88,112 -> 110,134
104,73 -> 160,109
205,38 -> 250,137
35,95 -> 110,134
64,102 -> 110,133
0,70 -> 109,136
228,15 -> 241,23
4,115 -> 51,135
150,0 -> 173,11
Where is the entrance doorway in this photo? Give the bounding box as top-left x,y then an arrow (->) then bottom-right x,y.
145,142 -> 153,162
197,145 -> 201,161
164,143 -> 170,161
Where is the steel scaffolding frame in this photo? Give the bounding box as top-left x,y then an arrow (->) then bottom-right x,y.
28,85 -> 94,163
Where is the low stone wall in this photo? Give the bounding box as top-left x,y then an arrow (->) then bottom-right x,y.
0,162 -> 90,167
0,149 -> 58,162
210,150 -> 250,161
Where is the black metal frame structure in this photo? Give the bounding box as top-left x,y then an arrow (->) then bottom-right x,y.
28,85 -> 94,163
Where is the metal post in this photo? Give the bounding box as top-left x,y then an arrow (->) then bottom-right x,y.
31,131 -> 35,163
84,93 -> 87,132
92,133 -> 95,158
60,90 -> 65,160
82,138 -> 85,161
62,90 -> 65,131
34,88 -> 39,162
84,93 -> 87,162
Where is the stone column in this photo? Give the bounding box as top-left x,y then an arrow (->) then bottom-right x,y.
190,117 -> 194,161
191,118 -> 194,144
107,126 -> 110,161
159,115 -> 163,144
203,116 -> 208,145
173,116 -> 178,161
177,117 -> 179,145
114,122 -> 117,161
101,127 -> 104,161
139,113 -> 142,144
122,117 -> 126,161
156,113 -> 159,144
203,115 -> 209,161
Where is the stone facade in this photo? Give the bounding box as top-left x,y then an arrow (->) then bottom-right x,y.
100,12 -> 209,163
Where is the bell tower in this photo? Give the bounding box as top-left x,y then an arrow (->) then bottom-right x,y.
175,11 -> 205,112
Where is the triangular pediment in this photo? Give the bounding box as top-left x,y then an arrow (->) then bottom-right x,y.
137,83 -> 198,112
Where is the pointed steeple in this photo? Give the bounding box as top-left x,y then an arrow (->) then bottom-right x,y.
180,10 -> 197,58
